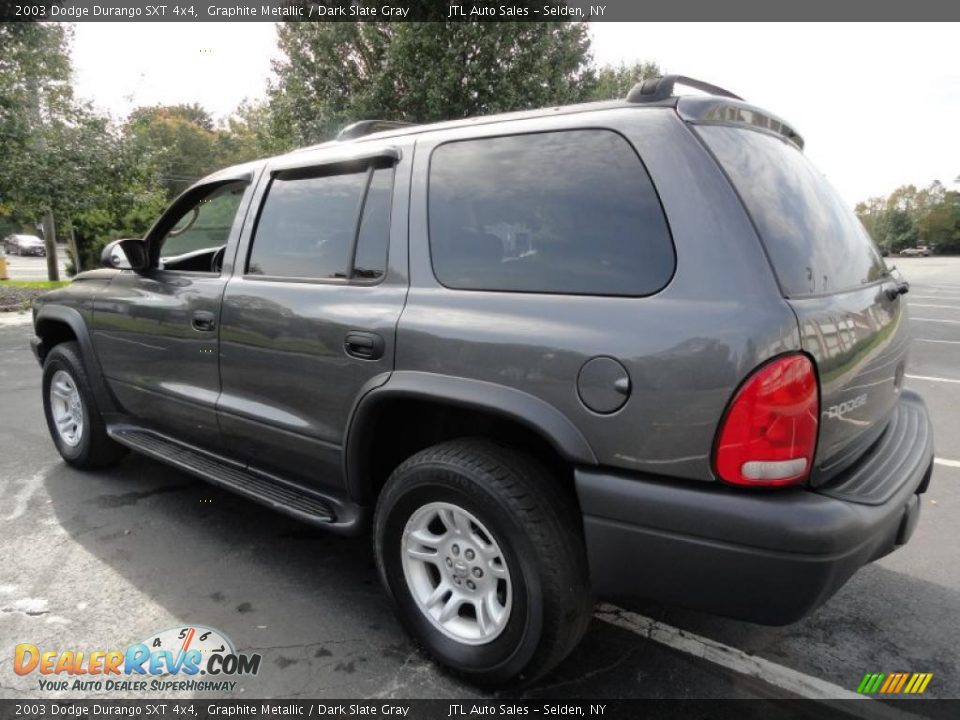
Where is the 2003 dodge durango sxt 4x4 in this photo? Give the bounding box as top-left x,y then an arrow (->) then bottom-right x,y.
31,75 -> 934,685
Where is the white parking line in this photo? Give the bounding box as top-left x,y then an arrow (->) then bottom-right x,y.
911,296 -> 960,302
935,458 -> 960,469
596,605 -> 925,717
906,374 -> 960,384
912,318 -> 960,325
595,604 -> 866,700
915,338 -> 960,345
910,304 -> 960,310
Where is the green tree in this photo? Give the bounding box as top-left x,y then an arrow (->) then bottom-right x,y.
218,99 -> 292,164
589,61 -> 661,100
128,102 -> 215,131
0,22 -> 75,278
855,196 -> 887,249
68,114 -> 168,273
124,104 -> 225,197
857,179 -> 960,255
269,20 -> 595,146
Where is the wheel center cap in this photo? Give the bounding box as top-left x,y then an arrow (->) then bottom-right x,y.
452,560 -> 469,577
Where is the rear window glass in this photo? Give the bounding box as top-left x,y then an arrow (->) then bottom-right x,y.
699,126 -> 886,296
428,130 -> 674,296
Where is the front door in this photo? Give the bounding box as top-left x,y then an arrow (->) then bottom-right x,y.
93,174 -> 258,451
217,144 -> 410,491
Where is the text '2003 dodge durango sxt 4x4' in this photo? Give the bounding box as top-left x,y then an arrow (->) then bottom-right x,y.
31,75 -> 934,685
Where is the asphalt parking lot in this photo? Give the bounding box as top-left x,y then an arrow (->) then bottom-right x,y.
0,257 -> 958,707
1,248 -> 70,281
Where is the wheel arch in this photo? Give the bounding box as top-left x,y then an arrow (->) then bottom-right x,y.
343,371 -> 597,505
34,305 -> 115,412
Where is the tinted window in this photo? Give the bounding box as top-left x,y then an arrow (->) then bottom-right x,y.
160,181 -> 247,258
428,130 -> 674,296
249,171 -> 366,278
699,126 -> 886,296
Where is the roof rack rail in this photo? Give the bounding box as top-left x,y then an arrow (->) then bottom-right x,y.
626,75 -> 743,104
337,120 -> 416,141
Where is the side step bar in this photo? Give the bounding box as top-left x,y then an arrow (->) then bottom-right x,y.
108,427 -> 364,533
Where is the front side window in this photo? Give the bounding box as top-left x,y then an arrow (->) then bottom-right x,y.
159,181 -> 247,260
428,130 -> 675,296
247,164 -> 394,280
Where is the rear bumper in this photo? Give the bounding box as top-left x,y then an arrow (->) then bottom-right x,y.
575,390 -> 934,625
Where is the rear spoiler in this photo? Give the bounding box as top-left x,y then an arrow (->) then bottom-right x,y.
627,74 -> 804,150
626,75 -> 743,104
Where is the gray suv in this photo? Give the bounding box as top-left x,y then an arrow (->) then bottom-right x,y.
31,76 -> 934,685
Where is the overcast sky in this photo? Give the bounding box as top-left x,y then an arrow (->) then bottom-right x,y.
72,22 -> 959,205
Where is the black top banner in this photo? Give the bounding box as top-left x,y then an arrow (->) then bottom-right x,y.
1,0 -> 958,21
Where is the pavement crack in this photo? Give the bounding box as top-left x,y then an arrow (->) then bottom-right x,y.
526,650 -> 636,694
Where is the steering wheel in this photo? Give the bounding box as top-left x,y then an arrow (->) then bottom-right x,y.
168,207 -> 199,238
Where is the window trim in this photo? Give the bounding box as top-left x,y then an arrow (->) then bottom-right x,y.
243,159 -> 395,286
425,127 -> 677,299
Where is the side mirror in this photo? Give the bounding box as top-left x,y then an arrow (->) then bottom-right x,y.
101,238 -> 148,271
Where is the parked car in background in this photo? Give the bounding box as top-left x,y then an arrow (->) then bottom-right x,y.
3,234 -> 46,257
900,246 -> 931,257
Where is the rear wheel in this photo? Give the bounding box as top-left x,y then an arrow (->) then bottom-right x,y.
42,342 -> 127,468
374,439 -> 592,686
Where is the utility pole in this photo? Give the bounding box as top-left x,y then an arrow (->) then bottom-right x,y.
42,210 -> 59,280
68,224 -> 81,274
27,74 -> 60,282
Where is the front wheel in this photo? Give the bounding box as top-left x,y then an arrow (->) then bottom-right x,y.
42,342 -> 127,468
374,439 -> 592,686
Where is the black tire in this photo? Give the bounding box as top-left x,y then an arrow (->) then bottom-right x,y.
374,438 -> 593,686
42,342 -> 127,468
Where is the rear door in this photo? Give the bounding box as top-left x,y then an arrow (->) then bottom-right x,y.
698,125 -> 910,481
216,142 -> 410,491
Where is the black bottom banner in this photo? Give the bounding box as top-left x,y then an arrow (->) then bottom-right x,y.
0,699 -> 955,720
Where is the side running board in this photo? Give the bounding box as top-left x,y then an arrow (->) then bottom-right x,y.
108,427 -> 360,531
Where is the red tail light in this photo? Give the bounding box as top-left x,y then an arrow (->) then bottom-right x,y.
714,354 -> 819,487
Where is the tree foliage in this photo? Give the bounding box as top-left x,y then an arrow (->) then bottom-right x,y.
857,180 -> 960,254
2,19 -> 669,278
125,104 -> 224,197
588,61 -> 661,100
0,22 -> 74,222
269,21 -> 596,146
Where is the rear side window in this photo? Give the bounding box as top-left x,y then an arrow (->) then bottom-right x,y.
428,130 -> 674,296
247,165 -> 393,280
698,126 -> 886,297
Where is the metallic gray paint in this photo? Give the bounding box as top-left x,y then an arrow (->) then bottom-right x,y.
401,108 -> 800,482
30,102 -> 906,499
216,137 -> 413,489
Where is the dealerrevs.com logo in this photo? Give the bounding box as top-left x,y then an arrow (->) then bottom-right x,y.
14,625 -> 262,693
